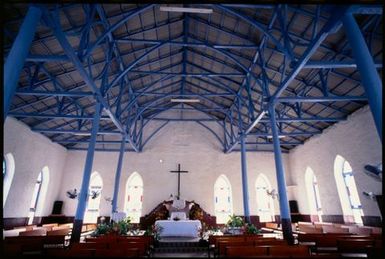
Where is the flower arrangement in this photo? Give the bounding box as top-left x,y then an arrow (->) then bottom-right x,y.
91,216 -> 132,237
226,214 -> 244,228
144,224 -> 163,241
201,226 -> 223,241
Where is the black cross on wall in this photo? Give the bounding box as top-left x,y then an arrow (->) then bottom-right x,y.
170,163 -> 189,198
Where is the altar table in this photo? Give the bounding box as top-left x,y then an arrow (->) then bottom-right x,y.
155,220 -> 201,237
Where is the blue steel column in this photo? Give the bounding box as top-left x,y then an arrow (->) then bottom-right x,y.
268,105 -> 294,244
4,6 -> 42,120
240,133 -> 251,223
111,136 -> 126,215
342,13 -> 382,141
70,103 -> 102,243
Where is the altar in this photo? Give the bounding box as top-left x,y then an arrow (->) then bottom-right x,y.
155,219 -> 201,238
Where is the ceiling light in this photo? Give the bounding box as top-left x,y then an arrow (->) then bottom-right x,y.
160,6 -> 213,14
170,98 -> 200,103
72,132 -> 91,136
266,135 -> 285,139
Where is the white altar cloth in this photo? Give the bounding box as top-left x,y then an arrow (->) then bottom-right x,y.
155,220 -> 201,237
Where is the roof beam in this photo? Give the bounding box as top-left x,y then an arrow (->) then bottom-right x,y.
304,60 -> 382,69
15,90 -> 94,97
123,71 -> 245,77
276,96 -> 367,103
116,38 -> 259,49
250,131 -> 321,137
42,7 -> 139,152
9,112 -> 111,120
270,6 -> 349,102
32,129 -> 122,135
86,4 -> 155,56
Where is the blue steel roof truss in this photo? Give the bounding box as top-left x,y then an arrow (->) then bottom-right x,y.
3,3 -> 382,152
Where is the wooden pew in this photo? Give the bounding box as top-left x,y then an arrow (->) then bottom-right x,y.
298,225 -> 323,233
47,228 -> 71,236
93,248 -> 140,257
71,241 -> 108,250
109,241 -> 147,256
225,246 -> 268,257
269,245 -> 310,256
19,228 -> 47,236
217,240 -> 254,257
14,225 -> 36,231
42,223 -> 59,228
4,236 -> 45,254
337,239 -> 375,254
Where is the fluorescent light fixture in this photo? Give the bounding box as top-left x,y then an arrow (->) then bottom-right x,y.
170,98 -> 200,103
72,132 -> 91,136
267,135 -> 285,139
160,6 -> 213,14
245,111 -> 266,134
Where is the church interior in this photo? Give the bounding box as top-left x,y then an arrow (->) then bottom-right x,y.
2,3 -> 383,258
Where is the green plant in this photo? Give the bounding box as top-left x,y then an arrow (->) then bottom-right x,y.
112,216 -> 132,235
143,224 -> 163,241
226,214 -> 244,228
91,223 -> 111,237
91,216 -> 133,237
244,223 -> 260,234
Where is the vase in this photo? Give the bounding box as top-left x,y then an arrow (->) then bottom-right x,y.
228,227 -> 242,235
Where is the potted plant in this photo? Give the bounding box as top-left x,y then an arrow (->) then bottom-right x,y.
226,215 -> 244,235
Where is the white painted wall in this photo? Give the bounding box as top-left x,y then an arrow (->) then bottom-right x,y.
289,105 -> 382,217
4,105 -> 380,222
58,108 -> 291,218
3,117 -> 67,218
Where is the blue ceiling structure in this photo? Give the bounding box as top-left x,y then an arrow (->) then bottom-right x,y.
3,4 -> 383,153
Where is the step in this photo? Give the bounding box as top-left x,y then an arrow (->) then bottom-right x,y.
154,247 -> 208,253
157,241 -> 204,248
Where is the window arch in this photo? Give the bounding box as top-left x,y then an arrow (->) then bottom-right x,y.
124,172 -> 143,223
255,174 -> 275,222
3,153 -> 15,207
28,166 -> 49,225
334,155 -> 363,224
214,175 -> 233,224
84,172 -> 103,224
305,167 -> 323,221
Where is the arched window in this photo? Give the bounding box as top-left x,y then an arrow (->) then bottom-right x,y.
305,167 -> 323,221
334,155 -> 364,224
3,153 -> 15,207
84,172 -> 103,224
124,172 -> 143,223
214,175 -> 233,224
28,166 -> 49,225
255,174 -> 275,222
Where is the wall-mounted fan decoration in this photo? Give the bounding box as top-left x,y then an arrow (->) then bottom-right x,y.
364,163 -> 382,182
266,189 -> 279,199
66,189 -> 100,199
66,188 -> 78,199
